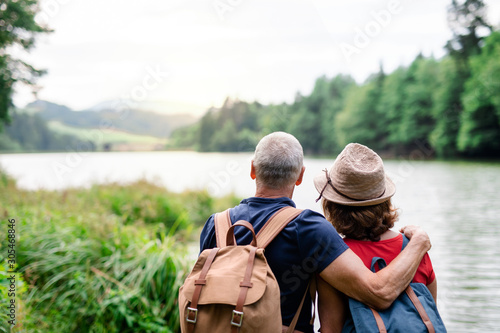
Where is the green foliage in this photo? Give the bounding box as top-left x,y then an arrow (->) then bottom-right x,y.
169,75 -> 354,155
397,56 -> 439,151
48,121 -> 166,145
0,261 -> 28,333
0,166 -> 16,188
376,67 -> 408,153
29,100 -> 196,139
445,0 -> 492,62
198,108 -> 217,152
167,36 -> 500,159
173,99 -> 263,152
0,55 -> 13,127
166,123 -> 199,150
15,219 -> 186,332
285,75 -> 355,154
0,0 -> 50,125
0,110 -> 96,152
430,57 -> 466,157
91,180 -> 217,231
288,103 -> 321,154
0,168 -> 239,332
289,77 -> 329,153
0,131 -> 23,151
335,71 -> 387,151
258,102 -> 292,134
342,56 -> 439,156
457,31 -> 500,156
319,75 -> 356,153
211,119 -> 239,152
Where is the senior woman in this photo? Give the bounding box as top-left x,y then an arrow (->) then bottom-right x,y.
313,143 -> 437,332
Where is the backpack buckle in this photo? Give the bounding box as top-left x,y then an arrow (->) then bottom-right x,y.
231,310 -> 244,327
186,307 -> 198,323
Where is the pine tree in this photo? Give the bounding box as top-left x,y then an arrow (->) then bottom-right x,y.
0,0 -> 50,126
445,0 -> 492,62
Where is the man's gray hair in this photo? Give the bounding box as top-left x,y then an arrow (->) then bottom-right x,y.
253,132 -> 304,189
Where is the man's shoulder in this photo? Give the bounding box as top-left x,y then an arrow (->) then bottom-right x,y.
295,208 -> 329,224
204,202 -> 333,237
290,208 -> 340,240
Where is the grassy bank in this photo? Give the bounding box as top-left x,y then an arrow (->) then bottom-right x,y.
0,169 -> 239,332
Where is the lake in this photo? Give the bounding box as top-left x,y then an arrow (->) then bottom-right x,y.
1,151 -> 500,332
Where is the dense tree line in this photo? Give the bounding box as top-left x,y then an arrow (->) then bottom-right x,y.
0,110 -> 95,151
170,20 -> 500,157
168,100 -> 263,152
2,0 -> 497,157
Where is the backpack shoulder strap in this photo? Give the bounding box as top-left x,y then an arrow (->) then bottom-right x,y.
214,206 -> 302,248
256,206 -> 304,333
401,233 -> 410,250
256,206 -> 303,249
371,234 -> 411,271
214,209 -> 235,248
400,233 -> 436,332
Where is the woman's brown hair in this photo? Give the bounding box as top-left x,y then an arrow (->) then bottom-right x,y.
322,199 -> 399,241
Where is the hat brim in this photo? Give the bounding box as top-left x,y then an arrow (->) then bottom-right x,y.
313,172 -> 396,207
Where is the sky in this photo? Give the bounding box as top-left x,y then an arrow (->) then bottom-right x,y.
12,0 -> 500,116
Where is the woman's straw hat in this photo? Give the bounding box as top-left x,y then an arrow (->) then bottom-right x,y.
314,143 -> 395,206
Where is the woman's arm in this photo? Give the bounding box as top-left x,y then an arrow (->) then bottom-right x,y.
427,278 -> 437,303
317,275 -> 347,333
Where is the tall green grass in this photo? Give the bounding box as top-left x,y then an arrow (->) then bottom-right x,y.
0,168 -> 239,332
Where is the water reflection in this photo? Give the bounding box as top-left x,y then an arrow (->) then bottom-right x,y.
391,161 -> 500,332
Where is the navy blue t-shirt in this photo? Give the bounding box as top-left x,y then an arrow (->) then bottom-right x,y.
199,197 -> 348,333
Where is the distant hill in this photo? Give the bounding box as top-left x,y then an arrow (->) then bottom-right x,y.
24,100 -> 198,138
0,110 -> 97,152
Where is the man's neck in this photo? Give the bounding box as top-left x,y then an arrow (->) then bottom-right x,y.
254,185 -> 294,199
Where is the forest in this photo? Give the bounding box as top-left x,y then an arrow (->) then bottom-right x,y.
2,1 -> 499,157
0,101 -> 195,152
0,110 -> 96,151
169,28 -> 500,158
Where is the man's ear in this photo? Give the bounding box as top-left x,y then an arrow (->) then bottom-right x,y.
295,166 -> 306,186
250,161 -> 257,180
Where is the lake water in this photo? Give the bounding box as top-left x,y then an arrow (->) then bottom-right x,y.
1,151 -> 500,332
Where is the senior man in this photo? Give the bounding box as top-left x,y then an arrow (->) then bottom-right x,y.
199,132 -> 431,333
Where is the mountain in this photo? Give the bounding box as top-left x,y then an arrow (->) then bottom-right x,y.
87,99 -> 208,116
24,100 -> 198,138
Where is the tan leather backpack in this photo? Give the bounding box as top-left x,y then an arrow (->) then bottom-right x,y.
178,206 -> 306,333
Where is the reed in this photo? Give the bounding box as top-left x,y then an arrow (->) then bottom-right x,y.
0,169 -> 239,332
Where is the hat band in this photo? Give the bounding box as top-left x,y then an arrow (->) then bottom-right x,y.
315,169 -> 386,203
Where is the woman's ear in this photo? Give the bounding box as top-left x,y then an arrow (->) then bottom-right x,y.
250,161 -> 257,180
295,166 -> 306,186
